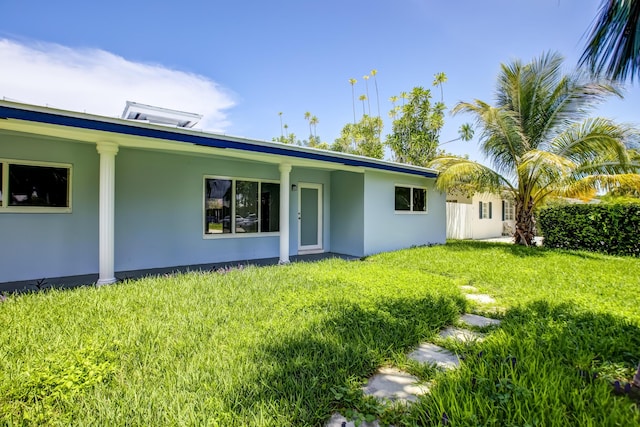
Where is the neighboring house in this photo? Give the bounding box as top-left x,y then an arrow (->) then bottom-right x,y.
0,101 -> 445,291
446,192 -> 515,240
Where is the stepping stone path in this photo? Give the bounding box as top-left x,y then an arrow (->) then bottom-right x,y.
326,289 -> 502,427
362,367 -> 430,403
460,313 -> 502,327
464,293 -> 496,304
407,343 -> 460,369
439,326 -> 483,342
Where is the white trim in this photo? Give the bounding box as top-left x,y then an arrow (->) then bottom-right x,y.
96,141 -> 118,285
279,164 -> 291,263
297,182 -> 323,253
394,184 -> 428,214
0,158 -> 72,213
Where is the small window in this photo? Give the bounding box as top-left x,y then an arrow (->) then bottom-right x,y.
395,185 -> 428,213
0,160 -> 71,211
503,200 -> 515,221
204,177 -> 279,236
479,201 -> 493,219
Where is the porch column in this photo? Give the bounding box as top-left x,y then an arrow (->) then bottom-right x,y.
96,142 -> 119,285
279,163 -> 292,264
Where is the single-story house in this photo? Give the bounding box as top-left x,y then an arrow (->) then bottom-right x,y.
0,101 -> 446,291
446,191 -> 515,240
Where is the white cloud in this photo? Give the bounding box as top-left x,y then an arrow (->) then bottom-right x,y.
0,39 -> 235,132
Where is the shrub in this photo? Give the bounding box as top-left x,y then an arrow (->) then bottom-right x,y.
538,203 -> 640,256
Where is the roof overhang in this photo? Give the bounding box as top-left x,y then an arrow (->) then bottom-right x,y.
0,101 -> 439,178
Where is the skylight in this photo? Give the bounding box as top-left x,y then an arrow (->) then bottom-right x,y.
121,101 -> 202,128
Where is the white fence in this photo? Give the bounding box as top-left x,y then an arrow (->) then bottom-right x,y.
446,202 -> 473,239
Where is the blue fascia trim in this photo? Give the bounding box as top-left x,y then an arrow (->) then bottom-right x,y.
0,106 -> 438,178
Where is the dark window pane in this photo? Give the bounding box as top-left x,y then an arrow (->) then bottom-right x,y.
413,188 -> 427,211
395,186 -> 410,211
260,182 -> 280,232
235,181 -> 259,233
8,164 -> 69,207
205,179 -> 232,234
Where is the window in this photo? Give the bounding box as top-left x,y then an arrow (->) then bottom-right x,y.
0,159 -> 71,212
502,200 -> 515,221
479,201 -> 493,219
204,177 -> 279,236
395,186 -> 427,213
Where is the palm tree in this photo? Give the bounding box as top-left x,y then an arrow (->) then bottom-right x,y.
371,69 -> 381,120
358,94 -> 367,117
310,115 -> 319,139
580,0 -> 640,81
278,112 -> 284,138
431,52 -> 639,246
304,111 -> 312,138
432,72 -> 448,102
363,75 -> 371,116
349,78 -> 357,125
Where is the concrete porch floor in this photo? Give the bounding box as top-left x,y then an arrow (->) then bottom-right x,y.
0,252 -> 360,293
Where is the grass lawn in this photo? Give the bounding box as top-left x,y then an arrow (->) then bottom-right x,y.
1,241 -> 639,426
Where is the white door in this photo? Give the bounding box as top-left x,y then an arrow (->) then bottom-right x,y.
298,183 -> 323,253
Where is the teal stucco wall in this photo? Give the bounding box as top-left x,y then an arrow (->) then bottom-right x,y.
363,171 -> 446,255
329,171 -> 365,257
0,133 -> 99,283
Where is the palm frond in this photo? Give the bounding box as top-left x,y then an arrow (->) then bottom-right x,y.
429,156 -> 510,194
580,0 -> 640,82
549,117 -> 633,164
563,173 -> 640,198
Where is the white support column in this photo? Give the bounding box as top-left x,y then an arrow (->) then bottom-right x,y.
279,163 -> 292,264
96,142 -> 119,285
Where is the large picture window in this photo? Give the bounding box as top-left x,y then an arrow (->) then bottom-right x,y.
204,177 -> 279,236
395,185 -> 427,213
0,159 -> 71,212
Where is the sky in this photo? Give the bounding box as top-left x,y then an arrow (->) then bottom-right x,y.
0,0 -> 638,165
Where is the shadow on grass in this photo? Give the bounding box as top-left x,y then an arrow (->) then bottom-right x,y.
407,300 -> 640,426
445,240 -> 607,260
222,294 -> 465,426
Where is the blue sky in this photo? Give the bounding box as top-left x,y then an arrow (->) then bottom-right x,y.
1,0 -> 638,164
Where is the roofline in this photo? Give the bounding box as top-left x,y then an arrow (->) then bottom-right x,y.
0,101 -> 438,178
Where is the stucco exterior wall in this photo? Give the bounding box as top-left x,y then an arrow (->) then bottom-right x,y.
0,134 -> 99,282
363,171 -> 445,255
329,171 -> 365,257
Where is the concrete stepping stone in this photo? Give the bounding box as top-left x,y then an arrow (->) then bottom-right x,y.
407,343 -> 460,369
325,412 -> 380,427
439,326 -> 483,342
460,313 -> 501,327
362,367 -> 430,403
460,285 -> 478,292
465,293 -> 496,304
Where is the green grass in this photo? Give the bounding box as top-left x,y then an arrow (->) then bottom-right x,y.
1,241 -> 639,426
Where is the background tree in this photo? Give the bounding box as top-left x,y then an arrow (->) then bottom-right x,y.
332,115 -> 384,158
431,52 -> 639,246
580,0 -> 640,81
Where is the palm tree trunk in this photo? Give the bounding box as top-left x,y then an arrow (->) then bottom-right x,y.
514,197 -> 536,246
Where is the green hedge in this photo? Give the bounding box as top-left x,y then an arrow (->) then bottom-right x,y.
538,203 -> 640,257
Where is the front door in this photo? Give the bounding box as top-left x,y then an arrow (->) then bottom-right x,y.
298,183 -> 323,253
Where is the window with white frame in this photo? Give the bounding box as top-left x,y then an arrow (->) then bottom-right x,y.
0,159 -> 71,211
204,177 -> 279,235
503,200 -> 515,221
395,185 -> 427,212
